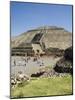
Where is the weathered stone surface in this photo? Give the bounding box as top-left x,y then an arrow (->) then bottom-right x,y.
16,71 -> 30,82
11,26 -> 72,55
11,71 -> 30,88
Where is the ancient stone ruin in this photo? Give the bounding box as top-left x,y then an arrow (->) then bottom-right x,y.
11,26 -> 72,56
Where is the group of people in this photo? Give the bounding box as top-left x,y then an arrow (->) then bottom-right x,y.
33,56 -> 44,67
13,56 -> 31,66
13,56 -> 44,67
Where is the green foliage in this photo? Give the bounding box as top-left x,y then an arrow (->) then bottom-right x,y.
17,80 -> 29,87
11,75 -> 72,98
16,91 -> 24,98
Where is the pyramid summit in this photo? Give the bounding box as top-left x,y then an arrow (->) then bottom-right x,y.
27,26 -> 65,32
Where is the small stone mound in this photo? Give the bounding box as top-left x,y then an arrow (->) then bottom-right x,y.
16,71 -> 30,82
11,71 -> 30,88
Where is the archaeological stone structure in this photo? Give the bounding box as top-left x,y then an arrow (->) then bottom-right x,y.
11,26 -> 72,56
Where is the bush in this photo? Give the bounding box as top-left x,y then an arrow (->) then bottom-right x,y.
54,46 -> 73,75
64,46 -> 73,61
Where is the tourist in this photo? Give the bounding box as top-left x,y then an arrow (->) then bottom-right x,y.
14,60 -> 16,66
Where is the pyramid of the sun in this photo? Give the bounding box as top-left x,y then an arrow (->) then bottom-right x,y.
11,26 -> 72,55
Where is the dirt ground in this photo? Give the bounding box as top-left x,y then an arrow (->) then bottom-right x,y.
11,56 -> 61,77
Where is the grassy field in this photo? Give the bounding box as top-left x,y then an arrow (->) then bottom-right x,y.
11,75 -> 72,98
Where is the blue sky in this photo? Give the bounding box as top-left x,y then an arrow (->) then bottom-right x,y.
11,2 -> 72,37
